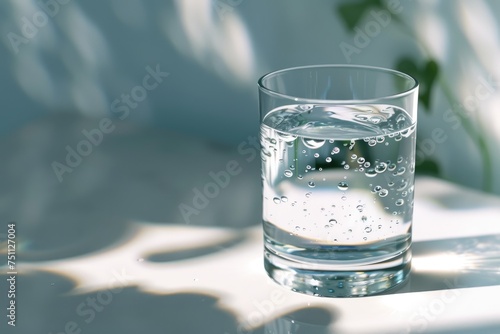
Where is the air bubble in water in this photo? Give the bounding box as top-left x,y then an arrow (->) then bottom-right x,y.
364,162 -> 371,168
305,192 -> 312,198
329,219 -> 337,224
357,205 -> 364,212
375,162 -> 387,173
344,164 -> 350,170
394,167 -> 406,176
357,157 -> 365,164
314,153 -> 320,158
376,136 -> 385,143
284,170 -> 293,177
364,226 -> 372,233
302,137 -> 325,149
308,181 -> 316,188
306,165 -> 311,170
281,196 -> 288,202
273,197 -> 281,204
365,168 -> 377,177
388,163 -> 396,171
298,174 -> 303,180
338,182 -> 349,191
397,179 -> 408,191
368,139 -> 377,146
351,154 -> 357,160
379,189 -> 388,197
395,199 -> 404,206
326,157 -> 332,163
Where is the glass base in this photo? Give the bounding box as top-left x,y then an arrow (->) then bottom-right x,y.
264,248 -> 411,297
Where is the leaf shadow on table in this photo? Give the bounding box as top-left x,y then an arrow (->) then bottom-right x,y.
0,115 -> 261,263
0,270 -> 336,334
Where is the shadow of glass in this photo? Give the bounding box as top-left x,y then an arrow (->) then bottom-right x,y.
406,234 -> 500,293
0,270 -> 336,334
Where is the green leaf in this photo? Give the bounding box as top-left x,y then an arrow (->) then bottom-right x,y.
395,57 -> 440,112
415,159 -> 440,176
336,0 -> 384,31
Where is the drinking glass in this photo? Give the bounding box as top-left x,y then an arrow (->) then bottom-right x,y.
258,65 -> 418,297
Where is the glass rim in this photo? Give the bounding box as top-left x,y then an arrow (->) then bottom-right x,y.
258,64 -> 419,104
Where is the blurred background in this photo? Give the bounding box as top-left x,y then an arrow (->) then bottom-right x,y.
0,0 -> 499,193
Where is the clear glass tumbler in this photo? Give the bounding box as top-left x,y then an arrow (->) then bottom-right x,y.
258,65 -> 419,297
